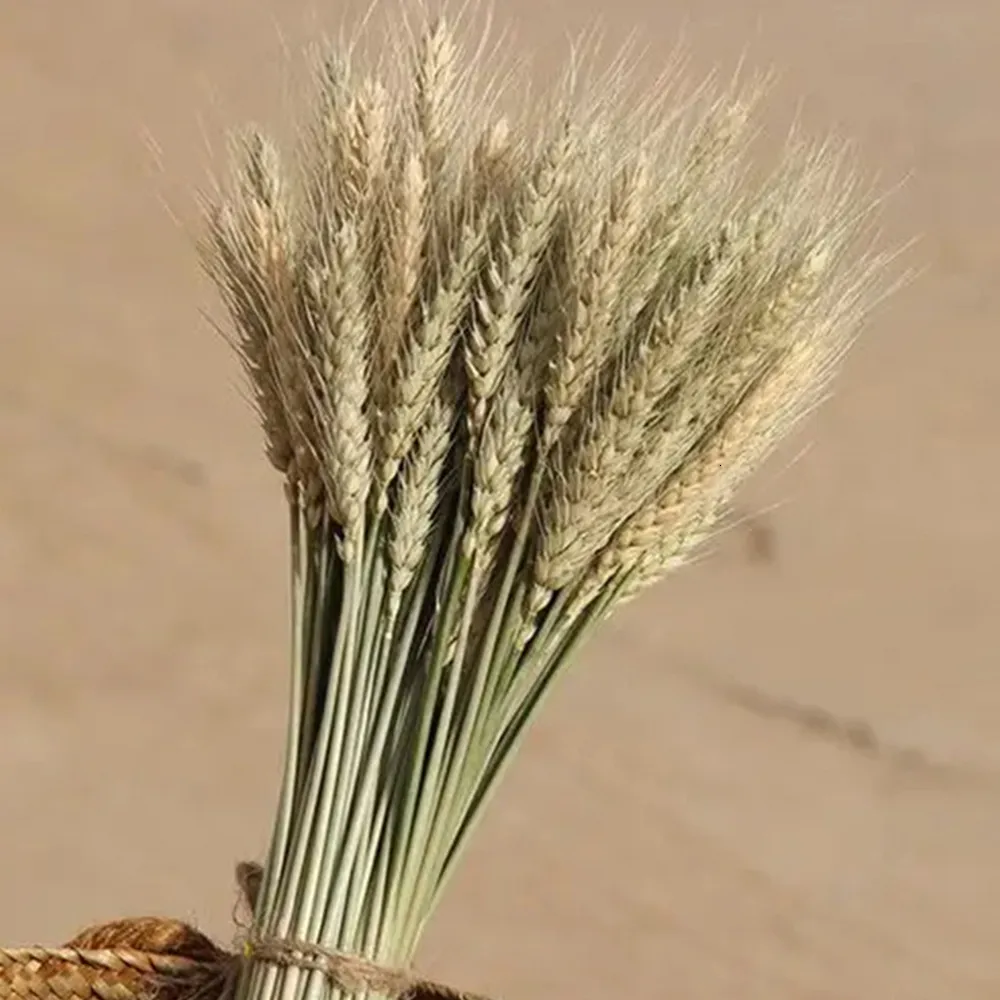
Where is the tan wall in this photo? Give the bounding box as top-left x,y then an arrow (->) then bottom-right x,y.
1,2 -> 997,995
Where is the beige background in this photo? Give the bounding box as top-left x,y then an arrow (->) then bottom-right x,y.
2,1 -> 998,996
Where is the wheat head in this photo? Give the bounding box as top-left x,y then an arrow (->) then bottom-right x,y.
202,6 -> 892,625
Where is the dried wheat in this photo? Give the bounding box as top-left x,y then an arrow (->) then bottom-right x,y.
198,10 -> 895,1000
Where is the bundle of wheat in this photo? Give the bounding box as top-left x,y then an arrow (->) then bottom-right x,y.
1,7 -> 895,1000
197,9 -> 891,1000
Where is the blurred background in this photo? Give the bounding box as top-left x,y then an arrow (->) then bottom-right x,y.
1,1 -> 998,996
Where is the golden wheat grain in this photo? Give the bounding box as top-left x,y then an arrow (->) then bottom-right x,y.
203,202 -> 293,476
413,17 -> 460,186
474,117 -> 515,185
532,225 -> 747,594
466,368 -> 535,569
540,204 -> 627,446
618,349 -> 839,603
538,89 -> 757,457
388,391 -> 456,608
298,54 -> 355,247
539,153 -> 656,439
375,151 -> 428,392
377,209 -> 488,505
346,77 -> 392,334
589,265 -> 867,611
465,129 -> 571,436
305,221 -> 374,554
349,77 -> 390,194
202,131 -> 337,519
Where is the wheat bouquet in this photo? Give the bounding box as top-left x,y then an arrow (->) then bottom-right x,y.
194,10 -> 892,1000
1,10 -> 892,1000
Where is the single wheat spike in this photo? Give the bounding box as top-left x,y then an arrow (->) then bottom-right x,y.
541,153 -> 654,449
347,76 -> 392,327
465,367 -> 535,570
203,200 -> 293,478
378,208 -> 489,506
471,117 -> 517,208
305,221 -> 374,557
202,131 -> 330,521
413,16 -> 459,186
300,53 -> 355,249
388,391 -> 456,609
375,150 -> 428,394
465,127 -> 571,437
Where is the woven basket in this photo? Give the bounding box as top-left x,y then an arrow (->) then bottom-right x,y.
0,918 -> 234,1000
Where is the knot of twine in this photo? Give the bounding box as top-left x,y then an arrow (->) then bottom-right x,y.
230,861 -> 489,1000
239,935 -> 475,1000
233,863 -> 490,1000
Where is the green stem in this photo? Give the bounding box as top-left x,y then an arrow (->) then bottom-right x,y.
271,525 -> 364,1000
301,525 -> 375,947
403,462 -> 547,947
431,578 -> 623,908
389,510 -> 473,947
354,539 -> 442,963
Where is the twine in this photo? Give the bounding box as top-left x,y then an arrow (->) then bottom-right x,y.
241,934 -> 488,1000
0,864 -> 493,1000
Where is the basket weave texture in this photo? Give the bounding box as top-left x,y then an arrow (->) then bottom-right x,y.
0,918 -> 233,1000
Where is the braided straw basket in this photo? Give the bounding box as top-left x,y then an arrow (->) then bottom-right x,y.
0,917 -> 234,1000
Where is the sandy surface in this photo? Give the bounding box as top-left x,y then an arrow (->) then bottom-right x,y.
2,1 -> 998,996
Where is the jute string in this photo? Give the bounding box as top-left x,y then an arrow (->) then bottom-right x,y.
0,863 -> 493,1000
